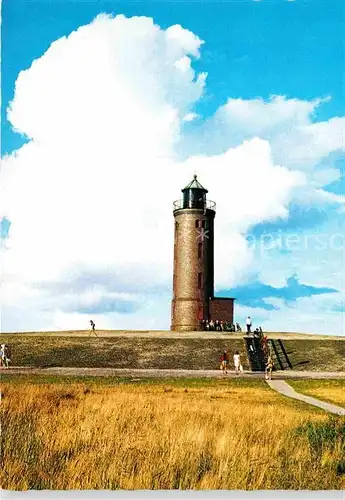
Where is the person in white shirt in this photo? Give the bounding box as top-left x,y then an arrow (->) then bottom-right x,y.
233,351 -> 241,375
246,316 -> 252,334
0,344 -> 10,369
0,344 -> 5,367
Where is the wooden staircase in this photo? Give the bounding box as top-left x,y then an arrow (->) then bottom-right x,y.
243,337 -> 266,371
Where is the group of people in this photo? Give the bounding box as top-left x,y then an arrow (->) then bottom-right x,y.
200,319 -> 242,332
200,316 -> 266,336
90,317 -> 261,336
219,350 -> 243,375
219,348 -> 273,379
245,323 -> 274,379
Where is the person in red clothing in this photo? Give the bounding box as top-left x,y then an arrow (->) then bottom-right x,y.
219,350 -> 229,374
262,334 -> 269,356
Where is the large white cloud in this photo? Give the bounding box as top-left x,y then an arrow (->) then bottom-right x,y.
0,14 -> 342,332
182,95 -> 345,184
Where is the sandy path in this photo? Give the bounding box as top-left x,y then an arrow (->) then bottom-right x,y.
267,380 -> 345,415
2,367 -> 345,379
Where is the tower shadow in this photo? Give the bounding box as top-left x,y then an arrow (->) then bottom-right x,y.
268,339 -> 293,370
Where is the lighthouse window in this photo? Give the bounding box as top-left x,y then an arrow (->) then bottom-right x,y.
195,220 -> 200,228
198,273 -> 202,289
198,242 -> 202,259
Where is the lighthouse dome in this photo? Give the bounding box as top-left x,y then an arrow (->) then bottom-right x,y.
181,174 -> 207,210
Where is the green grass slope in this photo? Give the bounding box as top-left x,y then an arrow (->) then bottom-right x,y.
1,335 -> 344,371
279,339 -> 345,372
0,336 -> 248,370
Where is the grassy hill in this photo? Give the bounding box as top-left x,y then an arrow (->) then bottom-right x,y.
2,329 -> 344,339
1,332 -> 344,371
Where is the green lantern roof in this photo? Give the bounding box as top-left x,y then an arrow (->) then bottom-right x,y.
182,174 -> 208,193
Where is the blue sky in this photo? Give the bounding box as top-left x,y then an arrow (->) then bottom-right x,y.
219,274 -> 338,311
1,0 -> 344,334
2,0 -> 343,154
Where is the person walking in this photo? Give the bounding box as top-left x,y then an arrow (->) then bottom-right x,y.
262,334 -> 269,356
246,316 -> 252,334
0,344 -> 10,369
89,320 -> 98,337
219,351 -> 229,374
0,344 -> 4,368
265,355 -> 274,380
233,351 -> 241,375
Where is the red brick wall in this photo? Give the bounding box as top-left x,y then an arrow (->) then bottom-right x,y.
209,298 -> 234,323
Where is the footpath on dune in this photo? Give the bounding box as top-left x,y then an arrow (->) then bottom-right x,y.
3,366 -> 345,379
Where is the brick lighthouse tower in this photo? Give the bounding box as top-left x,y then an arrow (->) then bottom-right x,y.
171,175 -> 235,331
171,175 -> 215,331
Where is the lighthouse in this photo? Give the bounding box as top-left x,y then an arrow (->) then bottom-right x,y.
171,175 -> 234,331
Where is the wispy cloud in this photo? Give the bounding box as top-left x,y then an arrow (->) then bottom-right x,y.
218,274 -> 339,311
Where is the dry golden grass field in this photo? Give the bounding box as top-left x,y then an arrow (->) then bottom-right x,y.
1,376 -> 345,490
